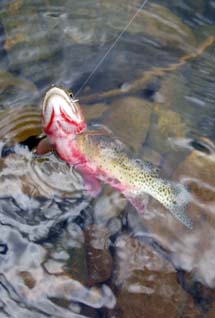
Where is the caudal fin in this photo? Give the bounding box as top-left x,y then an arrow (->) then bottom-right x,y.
170,205 -> 193,229
169,182 -> 193,229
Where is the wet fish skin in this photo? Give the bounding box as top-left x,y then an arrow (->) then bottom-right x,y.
39,86 -> 193,229
77,132 -> 193,229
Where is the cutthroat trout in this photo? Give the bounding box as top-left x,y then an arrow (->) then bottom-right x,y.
38,86 -> 193,229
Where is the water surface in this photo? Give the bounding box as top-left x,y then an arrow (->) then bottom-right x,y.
0,1 -> 215,317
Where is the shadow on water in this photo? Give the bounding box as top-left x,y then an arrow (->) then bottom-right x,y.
0,0 -> 215,317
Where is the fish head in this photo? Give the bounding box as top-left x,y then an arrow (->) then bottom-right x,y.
42,86 -> 86,139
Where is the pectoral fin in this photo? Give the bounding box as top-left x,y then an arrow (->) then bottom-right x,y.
81,173 -> 102,198
36,137 -> 53,155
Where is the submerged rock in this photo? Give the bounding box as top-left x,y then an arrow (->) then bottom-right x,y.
110,234 -> 191,318
85,226 -> 113,286
148,104 -> 188,155
0,0 -> 198,100
103,97 -> 152,152
84,190 -> 126,285
82,102 -> 109,122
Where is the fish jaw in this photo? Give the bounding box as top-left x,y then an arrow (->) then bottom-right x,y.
40,87 -> 102,186
41,86 -> 86,141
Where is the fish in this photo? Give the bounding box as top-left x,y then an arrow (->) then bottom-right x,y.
38,86 -> 193,229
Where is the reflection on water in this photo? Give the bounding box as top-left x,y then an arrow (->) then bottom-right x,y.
0,0 -> 214,317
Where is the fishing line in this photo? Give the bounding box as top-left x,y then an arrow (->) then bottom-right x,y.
75,0 -> 149,98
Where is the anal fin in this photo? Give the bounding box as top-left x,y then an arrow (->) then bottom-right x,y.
124,192 -> 148,214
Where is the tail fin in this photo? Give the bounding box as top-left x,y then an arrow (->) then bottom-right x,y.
169,182 -> 193,229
